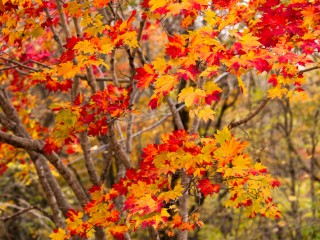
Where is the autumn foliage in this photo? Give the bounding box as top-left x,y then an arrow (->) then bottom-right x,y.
0,0 -> 319,239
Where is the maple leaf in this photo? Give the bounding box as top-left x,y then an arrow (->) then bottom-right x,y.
158,182 -> 184,203
45,78 -> 73,93
149,0 -> 167,12
238,32 -> 262,51
73,94 -> 84,106
109,225 -> 128,239
60,36 -> 81,62
250,58 -> 272,73
205,91 -> 221,104
215,127 -> 232,144
155,75 -> 177,96
180,222 -> 195,231
57,61 -> 78,79
268,86 -> 288,99
197,178 -> 220,197
65,209 -> 86,236
196,105 -> 215,122
135,64 -> 158,89
178,87 -> 206,107
49,228 -> 68,240
268,74 -> 278,86
165,34 -> 187,58
236,75 -> 247,93
93,0 -> 110,8
43,137 -> 61,154
271,180 -> 280,188
74,40 -> 96,55
88,185 -> 103,201
152,57 -> 170,75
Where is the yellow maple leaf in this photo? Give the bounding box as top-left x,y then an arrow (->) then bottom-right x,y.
268,86 -> 288,99
99,37 -> 114,54
238,32 -> 261,51
122,31 -> 139,48
232,155 -> 250,170
237,75 -> 247,93
49,228 -> 68,240
149,0 -> 168,12
80,16 -> 93,27
57,61 -> 78,78
178,87 -> 206,107
287,90 -> 308,102
214,126 -> 231,144
204,81 -> 222,94
196,105 -> 215,122
204,10 -> 218,27
74,40 -> 96,55
167,3 -> 182,15
153,58 -> 168,75
155,75 -> 178,95
159,182 -> 183,202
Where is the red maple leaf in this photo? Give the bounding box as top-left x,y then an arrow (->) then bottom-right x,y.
165,34 -> 188,58
43,138 -> 60,154
134,64 -> 158,89
250,58 -> 271,73
205,90 -> 221,104
271,180 -> 280,188
197,178 -> 220,197
268,74 -> 278,86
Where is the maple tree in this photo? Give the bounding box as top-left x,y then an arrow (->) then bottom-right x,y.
0,0 -> 319,239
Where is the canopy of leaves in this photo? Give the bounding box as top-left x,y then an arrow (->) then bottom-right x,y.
0,0 -> 319,239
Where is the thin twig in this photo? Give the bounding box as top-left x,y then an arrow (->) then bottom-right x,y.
298,65 -> 320,74
77,74 -> 130,83
228,98 -> 270,129
0,206 -> 42,222
0,57 -> 39,72
132,104 -> 186,138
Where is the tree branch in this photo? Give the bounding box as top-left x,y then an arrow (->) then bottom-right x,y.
33,157 -> 65,228
132,104 -> 186,138
108,123 -> 132,169
80,132 -> 100,186
0,206 -> 36,222
298,65 -> 320,74
0,130 -> 43,152
167,97 -> 184,130
0,57 -> 39,72
229,98 -> 269,129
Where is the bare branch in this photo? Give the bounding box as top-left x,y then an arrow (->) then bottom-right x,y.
110,50 -> 119,87
77,74 -> 130,83
167,97 -> 184,130
0,206 -> 36,222
298,65 -> 320,74
0,130 -> 43,152
80,132 -> 100,186
54,0 -> 71,38
33,157 -> 65,228
43,152 -> 89,205
43,7 -> 65,53
132,104 -> 186,138
229,98 -> 270,129
214,72 -> 229,83
108,123 -> 132,169
0,57 -> 39,72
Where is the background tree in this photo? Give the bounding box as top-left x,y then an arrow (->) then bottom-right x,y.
0,0 -> 319,239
